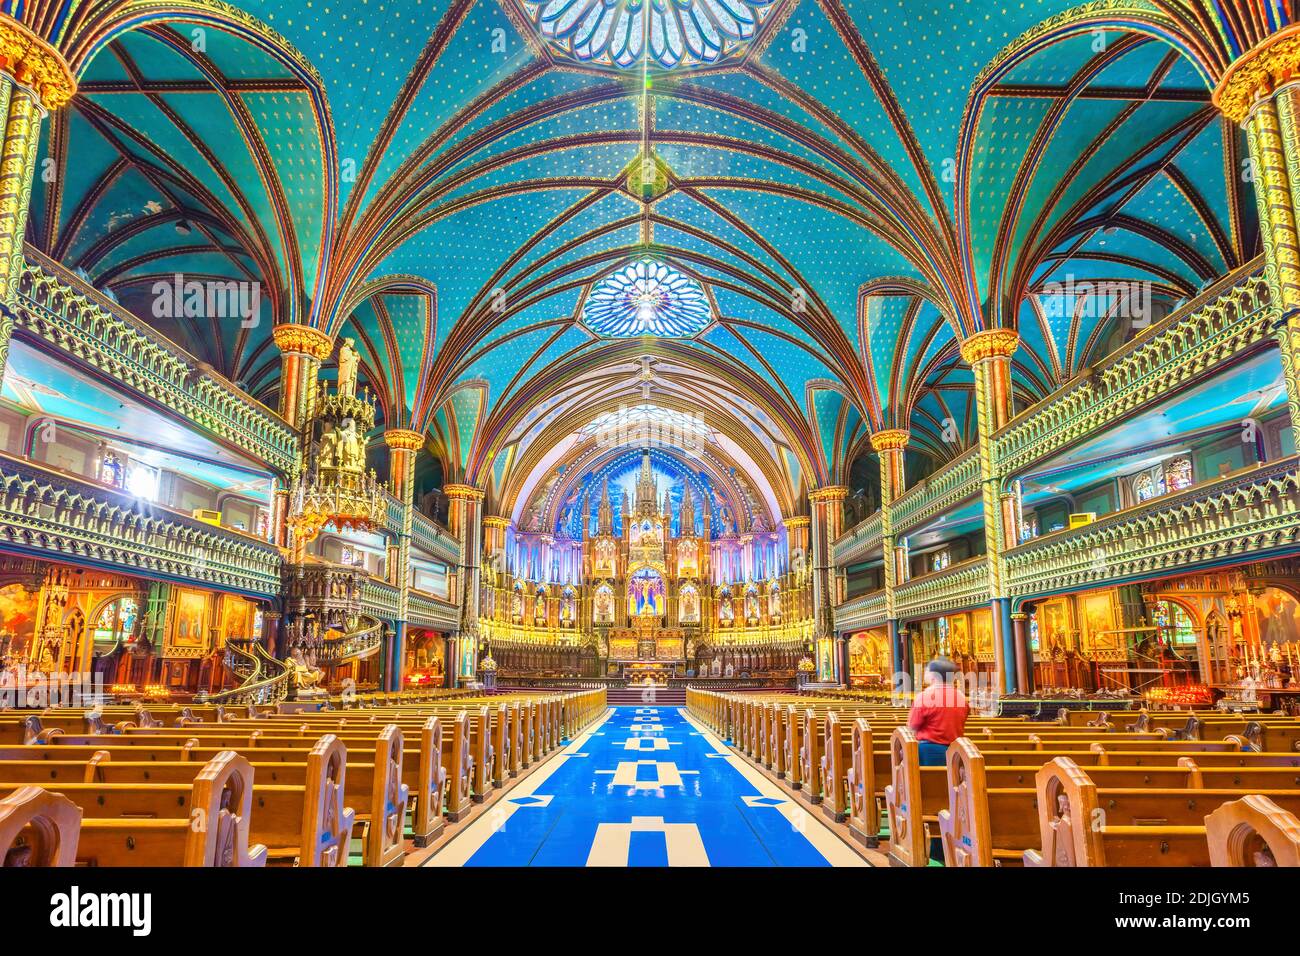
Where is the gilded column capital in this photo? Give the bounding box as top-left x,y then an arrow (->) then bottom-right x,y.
808,485 -> 849,503
444,483 -> 485,501
383,428 -> 425,451
781,515 -> 810,530
272,323 -> 333,361
482,515 -> 513,531
0,15 -> 76,111
869,429 -> 910,452
1214,25 -> 1300,124
960,328 -> 1019,364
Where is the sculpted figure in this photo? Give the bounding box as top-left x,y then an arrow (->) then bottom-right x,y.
337,338 -> 359,400
338,418 -> 362,470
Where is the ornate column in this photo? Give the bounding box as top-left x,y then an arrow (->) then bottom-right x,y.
871,429 -> 909,680
962,328 -> 1020,695
384,428 -> 423,692
1215,36 -> 1300,447
271,324 -> 333,431
1011,610 -> 1032,695
809,485 -> 847,682
0,19 -> 76,383
445,483 -> 485,685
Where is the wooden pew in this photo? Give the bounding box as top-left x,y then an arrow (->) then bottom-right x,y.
0,736 -> 353,866
1023,757 -> 1300,866
1206,794 -> 1300,866
0,751 -> 267,866
0,787 -> 80,866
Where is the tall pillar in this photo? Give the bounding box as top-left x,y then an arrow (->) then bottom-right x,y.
962,328 -> 1020,695
384,428 -> 422,692
1215,39 -> 1300,448
271,324 -> 333,430
445,483 -> 485,685
809,485 -> 848,681
0,20 -> 76,383
871,429 -> 909,679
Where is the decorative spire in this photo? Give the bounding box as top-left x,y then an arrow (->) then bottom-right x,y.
598,478 -> 613,536
634,448 -> 658,513
662,489 -> 672,519
680,481 -> 695,536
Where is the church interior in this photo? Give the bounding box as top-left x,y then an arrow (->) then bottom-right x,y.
3,0 -> 1300,887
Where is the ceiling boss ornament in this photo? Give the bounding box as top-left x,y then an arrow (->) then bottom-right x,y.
518,0 -> 783,71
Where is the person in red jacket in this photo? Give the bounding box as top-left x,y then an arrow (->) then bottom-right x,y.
908,656 -> 967,768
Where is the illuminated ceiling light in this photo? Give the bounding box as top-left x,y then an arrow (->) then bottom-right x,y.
583,258 -> 712,338
519,0 -> 783,71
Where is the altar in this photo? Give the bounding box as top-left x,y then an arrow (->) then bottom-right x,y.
619,660 -> 684,685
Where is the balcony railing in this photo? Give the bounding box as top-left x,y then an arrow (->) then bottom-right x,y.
891,448 -> 982,535
994,259 -> 1271,476
832,589 -> 887,631
407,588 -> 458,630
0,452 -> 282,596
832,511 -> 881,565
11,247 -> 299,475
893,555 -> 991,619
1004,457 -> 1300,597
360,577 -> 401,621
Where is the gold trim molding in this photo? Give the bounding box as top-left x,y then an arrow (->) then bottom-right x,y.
870,429 -> 910,452
782,515 -> 810,529
1214,25 -> 1300,124
809,485 -> 849,503
0,15 -> 75,110
444,483 -> 485,501
960,328 -> 1020,364
272,323 -> 333,360
482,515 -> 513,530
383,429 -> 424,451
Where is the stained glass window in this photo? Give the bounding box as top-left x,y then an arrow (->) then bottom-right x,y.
519,0 -> 783,71
583,258 -> 712,337
1164,457 -> 1193,492
1134,471 -> 1163,502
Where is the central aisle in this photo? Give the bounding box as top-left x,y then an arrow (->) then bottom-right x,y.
427,706 -> 867,867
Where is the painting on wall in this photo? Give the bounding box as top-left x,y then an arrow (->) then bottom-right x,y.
1038,598 -> 1073,653
219,596 -> 256,648
1254,586 -> 1300,647
0,584 -> 39,661
947,613 -> 970,656
971,608 -> 994,656
1079,591 -> 1118,652
171,589 -> 209,649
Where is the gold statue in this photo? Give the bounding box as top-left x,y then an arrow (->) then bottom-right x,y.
287,647 -> 324,691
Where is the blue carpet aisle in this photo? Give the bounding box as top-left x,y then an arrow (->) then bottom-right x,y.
427,706 -> 866,867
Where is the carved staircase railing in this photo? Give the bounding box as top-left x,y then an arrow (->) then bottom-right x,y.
316,615 -> 384,665
204,640 -> 291,706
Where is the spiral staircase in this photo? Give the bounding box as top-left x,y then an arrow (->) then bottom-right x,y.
199,638 -> 292,706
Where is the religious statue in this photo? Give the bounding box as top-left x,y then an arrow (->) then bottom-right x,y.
680,588 -> 699,623
287,647 -> 325,693
510,588 -> 523,623
719,593 -> 735,624
594,588 -> 613,623
337,418 -> 362,471
337,337 -> 360,400
318,424 -> 340,469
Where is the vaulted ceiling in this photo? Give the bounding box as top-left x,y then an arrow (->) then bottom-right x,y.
19,0 -> 1273,515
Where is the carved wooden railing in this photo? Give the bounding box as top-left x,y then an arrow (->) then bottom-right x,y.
361,577 -> 401,622
11,248 -> 299,475
890,448 -> 982,536
0,452 -> 282,596
832,511 -> 882,565
893,555 -> 991,619
317,615 -> 384,665
994,260 -> 1271,476
1004,457 -> 1300,598
407,589 -> 458,630
832,589 -> 887,631
411,510 -> 459,563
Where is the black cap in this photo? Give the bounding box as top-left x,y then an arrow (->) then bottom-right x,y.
926,656 -> 957,678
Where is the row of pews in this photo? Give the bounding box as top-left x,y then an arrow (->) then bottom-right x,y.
686,688 -> 1300,867
0,687 -> 607,866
